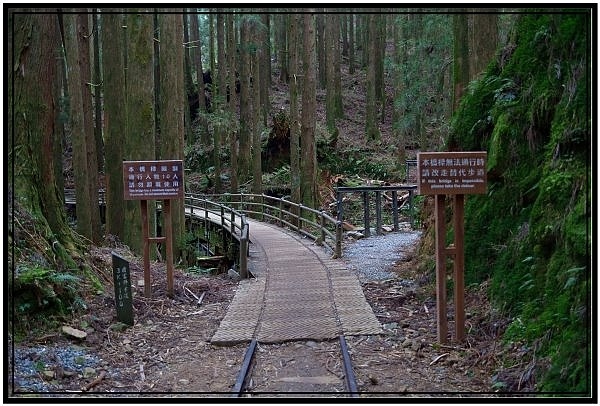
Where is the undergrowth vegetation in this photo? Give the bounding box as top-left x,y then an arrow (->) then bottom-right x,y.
448,13 -> 591,393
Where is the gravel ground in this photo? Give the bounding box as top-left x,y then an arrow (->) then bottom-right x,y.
342,227 -> 422,282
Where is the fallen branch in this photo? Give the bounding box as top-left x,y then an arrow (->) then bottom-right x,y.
82,370 -> 106,391
184,286 -> 205,306
429,353 -> 450,366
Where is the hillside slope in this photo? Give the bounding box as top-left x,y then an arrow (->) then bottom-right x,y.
447,12 -> 591,393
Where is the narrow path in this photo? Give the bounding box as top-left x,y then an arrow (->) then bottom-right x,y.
211,220 -> 382,345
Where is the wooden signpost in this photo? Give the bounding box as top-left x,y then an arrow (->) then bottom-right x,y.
123,159 -> 184,298
417,151 -> 487,344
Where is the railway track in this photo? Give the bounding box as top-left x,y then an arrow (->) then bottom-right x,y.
231,336 -> 360,397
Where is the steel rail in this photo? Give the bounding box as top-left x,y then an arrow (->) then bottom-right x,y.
231,339 -> 258,397
339,335 -> 359,397
230,337 -> 360,397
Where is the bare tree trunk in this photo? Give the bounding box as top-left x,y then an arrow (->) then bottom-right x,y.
251,16 -> 262,195
158,10 -> 185,259
365,14 -> 381,141
316,11 -> 326,89
213,11 -> 226,194
10,11 -> 77,251
453,12 -> 470,113
76,11 -> 101,242
341,12 -> 349,57
276,13 -> 289,83
101,10 -> 126,240
123,10 -> 156,254
92,11 -> 104,173
374,14 -> 385,109
333,13 -> 343,119
209,13 -> 215,84
325,13 -> 339,144
260,13 -> 270,127
289,13 -> 301,206
301,11 -> 317,209
471,9 -> 498,78
190,11 -> 209,144
238,16 -> 253,185
348,13 -> 355,74
63,12 -> 96,242
227,13 -> 239,192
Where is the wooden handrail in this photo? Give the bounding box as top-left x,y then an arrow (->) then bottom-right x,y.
194,192 -> 343,258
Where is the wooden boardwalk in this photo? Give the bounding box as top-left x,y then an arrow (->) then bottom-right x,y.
211,220 -> 383,345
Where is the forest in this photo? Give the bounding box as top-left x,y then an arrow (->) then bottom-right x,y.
7,7 -> 593,396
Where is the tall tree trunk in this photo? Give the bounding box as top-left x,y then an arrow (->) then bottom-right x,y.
10,10 -> 78,252
301,11 -> 317,209
325,13 -> 339,144
238,16 -> 253,185
361,14 -> 369,68
251,16 -> 262,195
277,13 -> 289,83
289,13 -> 301,206
471,9 -> 498,78
63,12 -> 96,242
183,13 -> 194,95
227,12 -> 239,192
391,12 -> 405,164
365,14 -> 381,141
76,11 -> 101,242
452,12 -> 470,113
158,10 -> 185,260
123,11 -> 156,254
190,11 -> 209,145
341,12 -> 349,57
316,11 -> 326,89
92,11 -> 104,173
375,14 -> 385,120
212,12 -> 226,194
209,13 -> 216,84
333,13 -> 343,120
260,13 -> 270,127
348,13 -> 355,74
54,20 -> 67,202
101,10 -> 126,240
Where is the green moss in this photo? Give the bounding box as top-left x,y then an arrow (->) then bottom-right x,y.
448,11 -> 591,392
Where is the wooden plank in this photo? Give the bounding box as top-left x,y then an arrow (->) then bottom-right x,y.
453,194 -> 465,342
435,194 -> 447,344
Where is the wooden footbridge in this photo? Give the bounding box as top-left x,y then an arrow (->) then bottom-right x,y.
183,188 -> 416,345
64,186 -> 417,345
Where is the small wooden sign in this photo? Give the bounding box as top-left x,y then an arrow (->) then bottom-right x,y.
112,252 -> 134,325
417,152 -> 487,195
123,160 -> 184,200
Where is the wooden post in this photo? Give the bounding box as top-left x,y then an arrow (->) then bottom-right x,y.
335,221 -> 342,258
164,199 -> 174,298
141,200 -> 151,297
375,191 -> 382,235
240,234 -> 248,279
435,194 -> 447,344
363,192 -> 370,237
409,189 -> 414,229
392,190 -> 399,231
336,190 -> 343,222
453,194 -> 465,341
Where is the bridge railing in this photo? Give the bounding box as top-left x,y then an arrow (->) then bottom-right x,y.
194,192 -> 343,259
335,185 -> 418,236
183,195 -> 250,278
